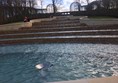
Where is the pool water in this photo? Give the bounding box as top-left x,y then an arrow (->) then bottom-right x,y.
0,44 -> 118,83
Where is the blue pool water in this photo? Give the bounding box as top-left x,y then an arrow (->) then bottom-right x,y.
0,43 -> 118,83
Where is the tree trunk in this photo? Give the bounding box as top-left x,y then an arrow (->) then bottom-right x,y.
52,0 -> 56,14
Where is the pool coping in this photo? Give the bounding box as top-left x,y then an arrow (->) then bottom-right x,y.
49,76 -> 118,83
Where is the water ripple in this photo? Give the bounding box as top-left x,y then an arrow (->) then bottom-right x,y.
0,43 -> 118,83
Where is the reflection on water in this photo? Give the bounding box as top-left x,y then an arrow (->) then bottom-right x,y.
0,43 -> 118,83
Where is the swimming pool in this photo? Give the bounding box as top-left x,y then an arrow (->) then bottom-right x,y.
0,43 -> 118,83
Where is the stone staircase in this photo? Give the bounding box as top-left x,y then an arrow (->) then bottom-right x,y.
0,16 -> 118,45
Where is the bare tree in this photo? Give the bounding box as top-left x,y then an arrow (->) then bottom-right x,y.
37,0 -> 44,9
111,0 -> 118,8
52,0 -> 63,13
40,0 -> 43,9
98,0 -> 118,9
101,0 -> 111,9
86,0 -> 90,5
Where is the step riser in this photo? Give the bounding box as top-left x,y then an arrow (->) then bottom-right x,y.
33,24 -> 82,28
1,26 -> 118,35
0,38 -> 118,45
0,31 -> 118,39
34,25 -> 118,29
36,20 -> 80,25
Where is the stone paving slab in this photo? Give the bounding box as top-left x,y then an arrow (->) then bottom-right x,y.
0,22 -> 24,31
49,76 -> 118,83
0,17 -> 56,31
80,19 -> 118,25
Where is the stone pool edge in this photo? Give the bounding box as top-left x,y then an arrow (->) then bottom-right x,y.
49,76 -> 118,83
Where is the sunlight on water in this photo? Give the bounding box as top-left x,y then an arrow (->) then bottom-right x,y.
0,43 -> 118,83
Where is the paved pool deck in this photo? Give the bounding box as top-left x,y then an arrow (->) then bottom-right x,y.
49,76 -> 118,83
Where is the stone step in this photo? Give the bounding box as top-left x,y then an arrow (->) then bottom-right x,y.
33,23 -> 81,28
35,21 -> 80,27
39,19 -> 79,24
1,25 -> 118,35
1,16 -> 118,45
33,19 -> 80,27
0,35 -> 118,45
0,30 -> 118,39
20,26 -> 118,33
33,24 -> 118,29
